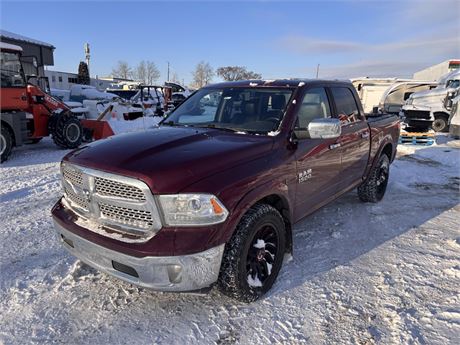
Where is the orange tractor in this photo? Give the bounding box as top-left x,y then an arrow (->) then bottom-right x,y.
1,42 -> 113,162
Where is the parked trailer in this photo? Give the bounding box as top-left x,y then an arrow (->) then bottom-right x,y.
351,78 -> 408,113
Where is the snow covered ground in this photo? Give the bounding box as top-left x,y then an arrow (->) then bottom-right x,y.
0,127 -> 459,345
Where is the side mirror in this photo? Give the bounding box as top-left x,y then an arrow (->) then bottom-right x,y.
307,118 -> 341,139
293,118 -> 341,140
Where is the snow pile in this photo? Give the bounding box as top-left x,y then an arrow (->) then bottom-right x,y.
0,135 -> 459,344
107,116 -> 161,135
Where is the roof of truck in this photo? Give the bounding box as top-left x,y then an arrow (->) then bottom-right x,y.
204,79 -> 351,89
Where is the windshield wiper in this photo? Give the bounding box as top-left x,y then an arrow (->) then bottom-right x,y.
189,124 -> 245,133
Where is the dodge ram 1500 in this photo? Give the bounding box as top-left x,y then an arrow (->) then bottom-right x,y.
52,79 -> 400,301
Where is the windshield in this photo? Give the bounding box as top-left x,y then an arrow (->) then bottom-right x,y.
162,87 -> 293,134
1,51 -> 25,87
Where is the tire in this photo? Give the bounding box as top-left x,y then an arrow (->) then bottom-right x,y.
218,204 -> 286,302
1,126 -> 13,163
51,112 -> 83,149
358,154 -> 390,203
432,115 -> 449,132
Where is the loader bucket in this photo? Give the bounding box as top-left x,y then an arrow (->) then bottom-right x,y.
80,119 -> 115,141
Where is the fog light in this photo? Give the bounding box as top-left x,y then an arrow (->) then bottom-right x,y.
167,264 -> 182,284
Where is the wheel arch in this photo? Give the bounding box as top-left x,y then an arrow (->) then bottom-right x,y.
225,182 -> 293,255
433,111 -> 450,119
381,142 -> 393,161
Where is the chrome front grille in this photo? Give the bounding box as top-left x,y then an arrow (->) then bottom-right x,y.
95,177 -> 145,201
100,203 -> 153,229
61,163 -> 162,242
63,166 -> 83,186
64,185 -> 89,211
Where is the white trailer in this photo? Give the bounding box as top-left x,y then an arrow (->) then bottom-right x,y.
351,78 -> 412,113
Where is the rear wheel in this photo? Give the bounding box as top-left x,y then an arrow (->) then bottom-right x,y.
218,204 -> 286,302
51,112 -> 83,149
1,126 -> 13,163
358,154 -> 390,203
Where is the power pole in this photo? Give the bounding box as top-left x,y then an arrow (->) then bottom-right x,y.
167,61 -> 170,81
316,64 -> 320,78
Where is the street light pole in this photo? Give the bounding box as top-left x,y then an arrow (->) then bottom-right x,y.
316,64 -> 320,78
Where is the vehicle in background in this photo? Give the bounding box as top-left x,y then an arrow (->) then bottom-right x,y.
165,81 -> 192,97
401,70 -> 460,132
413,59 -> 460,81
1,42 -> 115,162
351,78 -> 412,113
445,87 -> 460,138
52,79 -> 400,302
165,81 -> 192,107
1,42 -> 83,162
378,81 -> 437,114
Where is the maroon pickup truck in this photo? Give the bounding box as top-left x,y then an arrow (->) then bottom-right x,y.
52,79 -> 400,302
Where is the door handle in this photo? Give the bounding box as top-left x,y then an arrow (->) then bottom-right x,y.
329,143 -> 341,150
361,131 -> 370,139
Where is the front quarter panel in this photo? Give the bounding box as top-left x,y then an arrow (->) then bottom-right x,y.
180,147 -> 296,247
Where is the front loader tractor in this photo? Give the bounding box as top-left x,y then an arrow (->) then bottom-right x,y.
1,42 -> 83,162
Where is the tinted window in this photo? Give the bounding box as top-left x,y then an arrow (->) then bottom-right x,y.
296,87 -> 331,128
331,87 -> 360,122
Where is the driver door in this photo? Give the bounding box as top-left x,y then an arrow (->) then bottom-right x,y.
294,87 -> 342,221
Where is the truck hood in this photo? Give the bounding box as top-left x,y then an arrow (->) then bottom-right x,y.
410,88 -> 447,99
65,126 -> 274,193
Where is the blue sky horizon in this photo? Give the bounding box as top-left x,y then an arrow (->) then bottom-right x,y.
2,0 -> 459,85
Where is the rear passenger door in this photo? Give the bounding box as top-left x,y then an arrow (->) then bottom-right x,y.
330,87 -> 370,190
293,87 -> 342,221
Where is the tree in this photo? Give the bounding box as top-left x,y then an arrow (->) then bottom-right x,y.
111,61 -> 132,80
132,61 -> 147,83
191,61 -> 214,88
77,61 -> 90,85
170,71 -> 180,84
132,60 -> 160,84
216,66 -> 262,81
145,61 -> 160,84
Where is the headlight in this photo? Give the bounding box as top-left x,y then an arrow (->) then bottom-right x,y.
158,194 -> 229,226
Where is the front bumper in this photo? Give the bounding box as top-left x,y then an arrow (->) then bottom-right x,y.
53,219 -> 225,291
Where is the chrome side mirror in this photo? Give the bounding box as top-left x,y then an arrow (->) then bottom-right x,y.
307,118 -> 341,139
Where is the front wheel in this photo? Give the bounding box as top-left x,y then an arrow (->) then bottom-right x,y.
1,126 -> 13,163
432,115 -> 448,132
51,112 -> 83,149
358,154 -> 390,203
218,204 -> 286,302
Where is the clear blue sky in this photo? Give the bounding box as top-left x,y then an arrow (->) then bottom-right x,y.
2,0 -> 459,85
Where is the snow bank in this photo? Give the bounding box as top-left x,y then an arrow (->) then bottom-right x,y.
0,134 -> 459,344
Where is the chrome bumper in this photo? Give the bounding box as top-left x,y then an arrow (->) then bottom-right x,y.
53,220 -> 225,291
